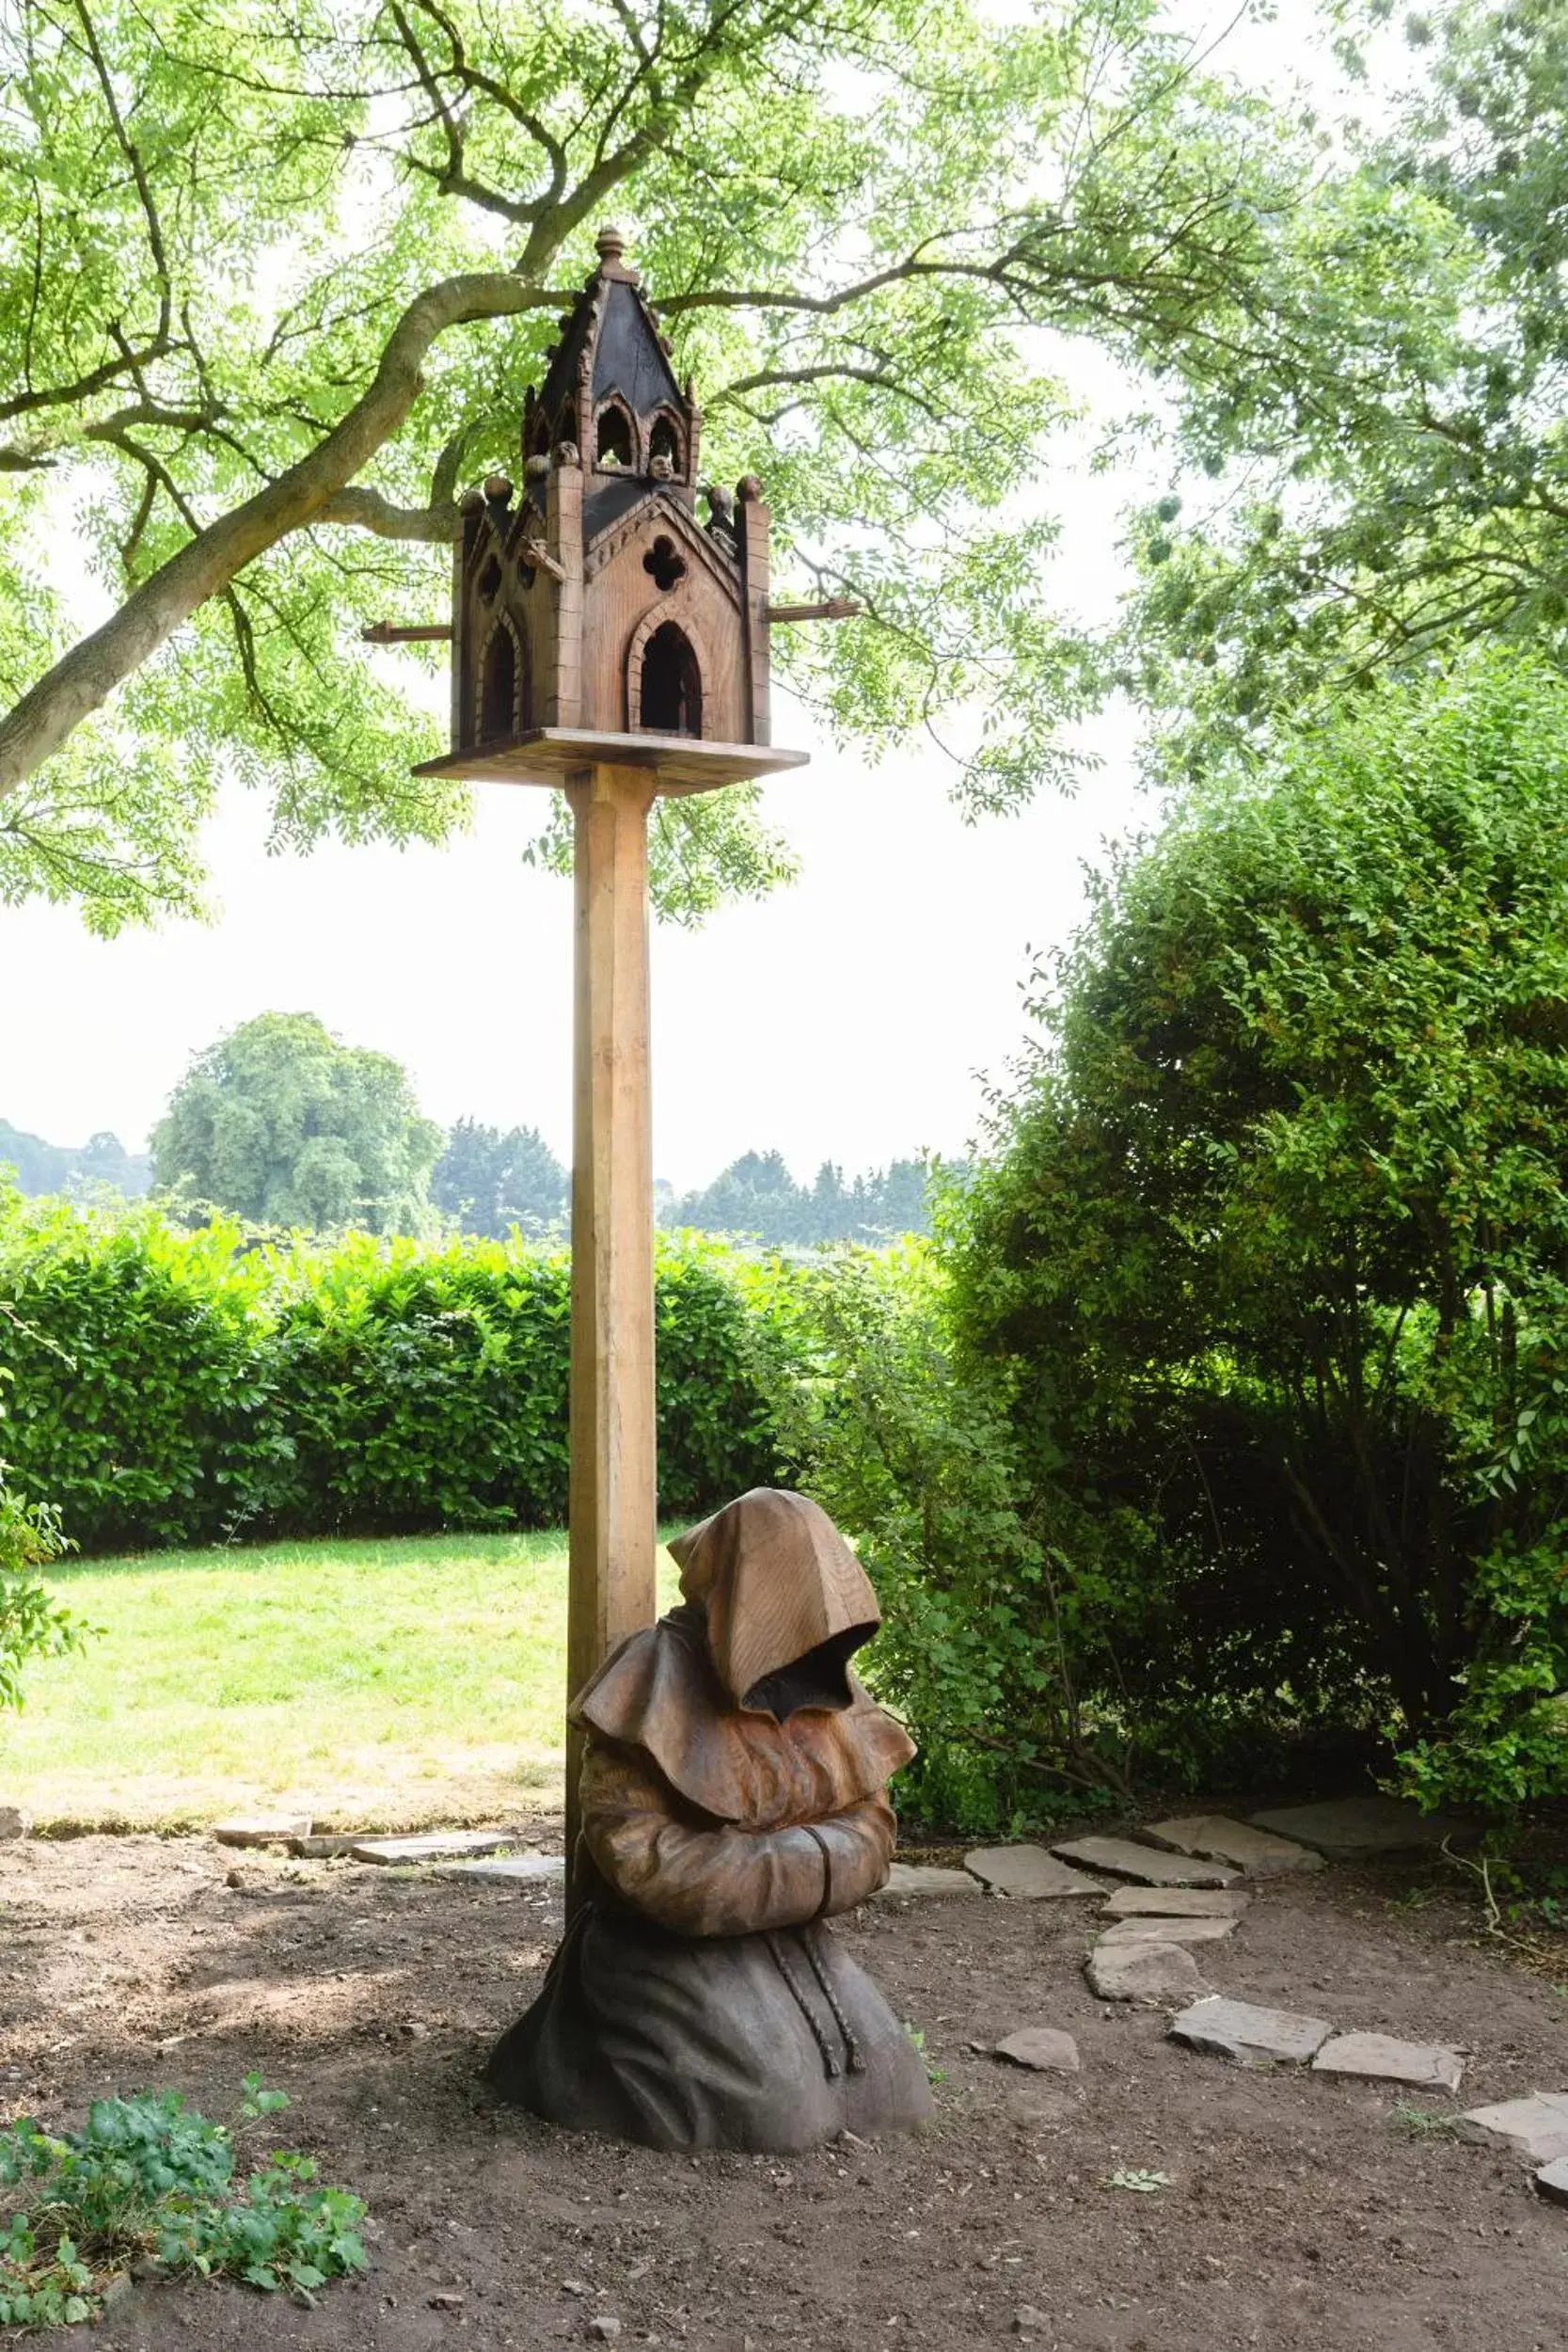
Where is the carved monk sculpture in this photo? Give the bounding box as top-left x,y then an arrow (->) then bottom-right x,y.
484,1487 -> 933,2151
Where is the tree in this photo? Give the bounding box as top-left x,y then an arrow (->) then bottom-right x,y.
1123,1 -> 1568,772
0,0 -> 1458,930
432,1118 -> 567,1236
151,1012 -> 442,1232
955,649 -> 1568,1808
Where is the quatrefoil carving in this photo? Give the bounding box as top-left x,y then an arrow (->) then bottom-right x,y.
642,535 -> 687,594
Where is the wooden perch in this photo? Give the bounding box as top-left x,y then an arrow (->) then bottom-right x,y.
522,538 -> 567,582
763,596 -> 863,624
362,620 -> 454,644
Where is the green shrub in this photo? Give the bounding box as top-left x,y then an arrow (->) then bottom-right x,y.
0,1470 -> 83,1713
954,647 -> 1568,1813
0,1193 -> 783,1552
0,2076 -> 366,2323
0,1199 -> 273,1551
760,1243 -> 1136,1833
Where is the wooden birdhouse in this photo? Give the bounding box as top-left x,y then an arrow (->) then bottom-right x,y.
436,225 -> 776,778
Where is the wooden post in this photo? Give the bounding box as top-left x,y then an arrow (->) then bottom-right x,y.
563,761 -> 660,1876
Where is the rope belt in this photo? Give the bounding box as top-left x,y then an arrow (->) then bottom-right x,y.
764,1925 -> 864,2080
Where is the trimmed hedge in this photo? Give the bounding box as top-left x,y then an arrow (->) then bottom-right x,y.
0,1195 -> 783,1553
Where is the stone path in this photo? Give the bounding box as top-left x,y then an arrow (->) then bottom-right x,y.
1142,1813 -> 1323,1877
964,1846 -> 1108,1899
350,1830 -> 525,1866
1049,1835 -> 1241,1888
1248,1794 -> 1458,1860
962,1796 -> 1540,2204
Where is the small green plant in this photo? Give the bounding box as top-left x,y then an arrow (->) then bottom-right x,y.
0,2075 -> 368,2325
1106,2168 -> 1171,2194
1390,2104 -> 1458,2138
902,2022 -> 947,2088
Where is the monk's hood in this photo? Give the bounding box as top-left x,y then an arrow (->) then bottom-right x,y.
667,1487 -> 881,1705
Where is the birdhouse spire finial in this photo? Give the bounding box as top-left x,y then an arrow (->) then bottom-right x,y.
595,223 -> 628,270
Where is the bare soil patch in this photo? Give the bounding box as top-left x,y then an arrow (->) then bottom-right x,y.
2,1830 -> 1566,2350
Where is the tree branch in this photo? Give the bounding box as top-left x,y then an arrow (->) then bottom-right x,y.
0,271 -> 554,798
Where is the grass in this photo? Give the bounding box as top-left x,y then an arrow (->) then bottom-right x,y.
0,1533 -> 677,1831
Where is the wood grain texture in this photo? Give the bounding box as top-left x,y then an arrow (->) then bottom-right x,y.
563,761 -> 660,1874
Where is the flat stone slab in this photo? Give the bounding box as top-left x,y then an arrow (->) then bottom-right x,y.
1312,2031 -> 1464,2092
288,1835 -> 363,1859
349,1830 -> 517,1866
1051,1835 -> 1239,1888
214,1814 -> 313,1848
1168,1994 -> 1332,2067
1535,2157 -> 1568,2204
964,1845 -> 1110,1899
1247,1796 -> 1455,1861
435,1854 -> 565,1883
1098,1914 -> 1240,1948
1458,2093 -> 1568,2165
1085,1939 -> 1207,2005
1101,1885 -> 1250,1919
993,2027 -> 1080,2074
1143,1814 -> 1322,1878
876,1863 -> 983,1899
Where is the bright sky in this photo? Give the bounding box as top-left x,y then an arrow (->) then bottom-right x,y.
0,5 -> 1354,1194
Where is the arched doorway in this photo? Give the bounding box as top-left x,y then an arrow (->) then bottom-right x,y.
638,621 -> 702,738
479,624 -> 518,740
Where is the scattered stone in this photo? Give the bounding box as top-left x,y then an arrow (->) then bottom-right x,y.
1458,2093 -> 1568,2166
100,2275 -> 134,2311
588,2320 -> 622,2342
993,2027 -> 1081,2074
435,1854 -> 566,1883
1535,2157 -> 1568,2204
1085,1939 -> 1207,2005
963,1845 -> 1110,1899
1013,2310 -> 1049,2336
874,1863 -> 982,1899
401,2020 -> 431,2039
1247,1795 -> 1456,1861
288,1834 -> 362,1859
0,1805 -> 28,1842
350,1830 -> 517,1866
1101,1885 -> 1250,1919
1098,1914 -> 1239,1948
428,2292 -> 466,2310
1142,1814 -> 1323,1878
214,1814 -> 312,1848
1051,1836 -> 1239,1888
1168,1994 -> 1332,2067
1312,2031 -> 1465,2093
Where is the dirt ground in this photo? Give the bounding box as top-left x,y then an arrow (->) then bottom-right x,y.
3,1828 -> 1568,2352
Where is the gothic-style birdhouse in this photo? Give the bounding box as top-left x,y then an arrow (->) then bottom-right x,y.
443,225 -> 773,769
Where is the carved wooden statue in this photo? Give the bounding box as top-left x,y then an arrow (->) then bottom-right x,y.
483,1488 -> 933,2151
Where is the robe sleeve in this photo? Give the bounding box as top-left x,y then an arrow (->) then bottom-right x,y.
580,1740 -> 896,1937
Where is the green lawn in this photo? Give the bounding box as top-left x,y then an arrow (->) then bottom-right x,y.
0,1533 -> 677,1831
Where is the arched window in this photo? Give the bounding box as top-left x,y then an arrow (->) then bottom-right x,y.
640,621 -> 702,738
594,402 -> 635,469
480,624 -> 518,739
648,412 -> 684,474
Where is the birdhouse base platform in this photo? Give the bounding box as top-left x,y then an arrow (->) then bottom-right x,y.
414,729 -> 808,797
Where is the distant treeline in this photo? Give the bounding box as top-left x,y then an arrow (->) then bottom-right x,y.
4,1109 -> 940,1246
0,1121 -> 151,1200
659,1149 -> 942,1246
